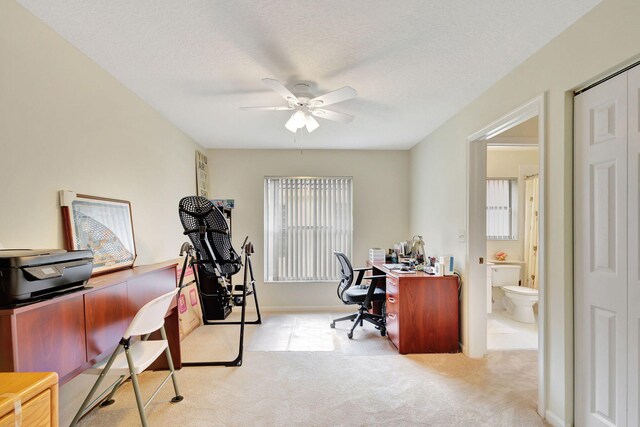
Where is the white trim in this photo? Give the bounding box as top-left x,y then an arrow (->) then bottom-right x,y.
468,97 -> 541,142
487,145 -> 539,152
259,305 -> 353,313
544,410 -> 567,427
466,94 -> 547,418
465,138 -> 487,358
487,136 -> 538,146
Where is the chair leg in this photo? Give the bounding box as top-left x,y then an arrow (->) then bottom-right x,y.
362,315 -> 384,328
348,313 -> 362,339
70,345 -> 122,427
160,326 -> 183,402
330,312 -> 358,328
125,349 -> 149,427
100,375 -> 125,407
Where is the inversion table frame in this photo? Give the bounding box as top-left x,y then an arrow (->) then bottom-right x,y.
177,239 -> 261,367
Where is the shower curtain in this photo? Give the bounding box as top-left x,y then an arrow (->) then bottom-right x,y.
523,175 -> 539,289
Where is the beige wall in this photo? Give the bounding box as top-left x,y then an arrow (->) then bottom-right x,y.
0,1 -> 203,264
409,0 -> 640,424
486,148 -> 539,262
207,149 -> 410,309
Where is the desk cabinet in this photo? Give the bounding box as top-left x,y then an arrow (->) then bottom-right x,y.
383,273 -> 459,354
12,295 -> 87,379
85,281 -> 130,361
0,372 -> 59,427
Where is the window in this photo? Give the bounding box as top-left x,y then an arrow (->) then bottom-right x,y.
264,177 -> 353,282
486,178 -> 517,240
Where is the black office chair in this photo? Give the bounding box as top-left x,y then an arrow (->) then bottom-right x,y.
330,251 -> 387,339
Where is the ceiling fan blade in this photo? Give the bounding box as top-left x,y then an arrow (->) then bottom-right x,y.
262,78 -> 299,104
305,115 -> 319,133
239,106 -> 294,111
308,86 -> 357,107
311,109 -> 354,124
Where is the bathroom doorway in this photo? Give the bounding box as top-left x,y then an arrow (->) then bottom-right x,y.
486,121 -> 539,351
465,95 -> 546,416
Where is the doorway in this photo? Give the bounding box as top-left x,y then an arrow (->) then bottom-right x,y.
486,123 -> 539,351
465,95 -> 546,416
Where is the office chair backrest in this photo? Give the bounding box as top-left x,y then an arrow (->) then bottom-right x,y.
123,289 -> 178,339
334,251 -> 354,302
178,196 -> 241,277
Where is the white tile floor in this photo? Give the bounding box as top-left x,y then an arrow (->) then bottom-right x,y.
487,310 -> 538,350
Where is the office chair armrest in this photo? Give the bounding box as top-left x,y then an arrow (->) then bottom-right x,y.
352,267 -> 372,272
354,271 -> 387,288
364,274 -> 387,281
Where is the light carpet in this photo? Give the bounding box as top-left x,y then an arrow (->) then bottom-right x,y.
70,312 -> 545,426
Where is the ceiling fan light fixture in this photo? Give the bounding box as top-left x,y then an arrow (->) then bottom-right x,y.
243,78 -> 358,134
291,110 -> 306,128
284,115 -> 299,133
305,115 -> 319,133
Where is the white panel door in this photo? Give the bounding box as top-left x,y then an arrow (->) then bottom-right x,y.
628,65 -> 640,427
575,72 -> 628,427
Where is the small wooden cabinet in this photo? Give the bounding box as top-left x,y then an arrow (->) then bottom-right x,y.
0,372 -> 59,427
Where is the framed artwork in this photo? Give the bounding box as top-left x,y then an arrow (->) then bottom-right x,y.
59,191 -> 137,275
196,150 -> 209,198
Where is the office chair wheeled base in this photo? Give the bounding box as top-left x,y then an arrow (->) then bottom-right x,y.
331,308 -> 386,339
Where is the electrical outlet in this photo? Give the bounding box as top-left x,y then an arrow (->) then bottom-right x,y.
457,229 -> 466,243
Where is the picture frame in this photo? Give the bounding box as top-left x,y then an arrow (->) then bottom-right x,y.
196,150 -> 209,198
59,191 -> 137,275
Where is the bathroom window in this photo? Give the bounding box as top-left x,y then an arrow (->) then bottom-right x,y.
486,178 -> 517,240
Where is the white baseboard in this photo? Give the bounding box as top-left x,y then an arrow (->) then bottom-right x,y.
259,305 -> 353,313
545,410 -> 568,427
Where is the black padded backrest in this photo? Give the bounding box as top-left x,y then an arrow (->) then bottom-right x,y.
334,251 -> 354,302
178,196 -> 240,277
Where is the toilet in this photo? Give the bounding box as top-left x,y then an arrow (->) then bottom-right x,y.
502,285 -> 539,323
489,264 -> 538,323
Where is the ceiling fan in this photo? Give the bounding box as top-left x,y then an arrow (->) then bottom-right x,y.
240,78 -> 357,133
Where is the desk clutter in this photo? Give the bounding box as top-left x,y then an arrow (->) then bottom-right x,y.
369,235 -> 455,277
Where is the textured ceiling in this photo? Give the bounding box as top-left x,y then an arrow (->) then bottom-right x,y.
17,0 -> 599,150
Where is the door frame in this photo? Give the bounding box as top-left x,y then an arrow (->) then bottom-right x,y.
465,94 -> 547,416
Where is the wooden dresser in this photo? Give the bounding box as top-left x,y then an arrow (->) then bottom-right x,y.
0,372 -> 58,427
371,263 -> 459,354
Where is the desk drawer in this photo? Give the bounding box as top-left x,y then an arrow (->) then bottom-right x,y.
386,276 -> 399,296
0,389 -> 51,427
385,292 -> 399,350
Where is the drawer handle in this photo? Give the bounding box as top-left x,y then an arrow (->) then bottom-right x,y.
387,312 -> 397,320
388,297 -> 396,304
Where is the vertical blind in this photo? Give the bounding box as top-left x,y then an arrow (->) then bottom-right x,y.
264,177 -> 353,282
486,178 -> 517,240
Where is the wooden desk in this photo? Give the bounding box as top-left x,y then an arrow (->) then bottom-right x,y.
0,372 -> 58,427
0,262 -> 179,384
370,263 -> 459,354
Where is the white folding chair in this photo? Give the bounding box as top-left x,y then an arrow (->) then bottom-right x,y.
71,288 -> 183,427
